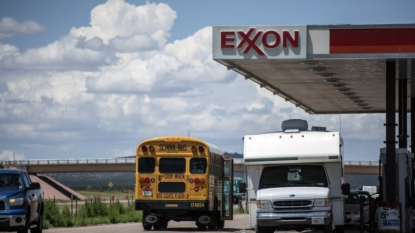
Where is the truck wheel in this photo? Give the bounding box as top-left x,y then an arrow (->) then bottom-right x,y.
31,211 -> 43,233
17,211 -> 30,233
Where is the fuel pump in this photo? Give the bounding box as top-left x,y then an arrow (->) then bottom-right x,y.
379,148 -> 415,233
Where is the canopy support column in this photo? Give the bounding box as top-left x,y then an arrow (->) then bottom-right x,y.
399,59 -> 408,149
385,60 -> 397,202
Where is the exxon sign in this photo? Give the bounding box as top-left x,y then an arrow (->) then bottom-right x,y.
212,26 -> 307,60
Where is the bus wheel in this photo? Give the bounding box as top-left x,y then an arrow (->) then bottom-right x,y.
217,219 -> 225,229
207,211 -> 218,230
196,222 -> 206,230
153,217 -> 167,230
161,219 -> 169,229
142,211 -> 152,231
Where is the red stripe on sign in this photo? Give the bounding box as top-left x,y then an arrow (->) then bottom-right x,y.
330,28 -> 415,54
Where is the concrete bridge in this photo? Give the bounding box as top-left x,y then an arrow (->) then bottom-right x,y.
2,158 -> 380,175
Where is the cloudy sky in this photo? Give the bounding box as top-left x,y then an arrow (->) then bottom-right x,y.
0,0 -> 414,161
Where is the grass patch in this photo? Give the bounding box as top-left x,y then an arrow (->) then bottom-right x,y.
43,199 -> 142,228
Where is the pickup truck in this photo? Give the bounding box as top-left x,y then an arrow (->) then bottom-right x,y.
0,168 -> 44,233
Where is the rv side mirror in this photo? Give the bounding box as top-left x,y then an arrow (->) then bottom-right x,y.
341,183 -> 351,195
238,182 -> 247,193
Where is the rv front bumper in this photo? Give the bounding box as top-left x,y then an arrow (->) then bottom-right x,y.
256,211 -> 332,227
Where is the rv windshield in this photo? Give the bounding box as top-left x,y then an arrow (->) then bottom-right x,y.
259,165 -> 328,189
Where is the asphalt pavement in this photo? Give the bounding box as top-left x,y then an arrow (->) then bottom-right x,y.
40,214 -> 368,233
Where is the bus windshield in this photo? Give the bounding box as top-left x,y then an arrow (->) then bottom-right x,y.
259,165 -> 328,189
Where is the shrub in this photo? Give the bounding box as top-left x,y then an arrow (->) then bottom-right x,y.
110,201 -> 125,215
78,201 -> 94,218
42,219 -> 51,229
92,199 -> 109,217
43,200 -> 61,227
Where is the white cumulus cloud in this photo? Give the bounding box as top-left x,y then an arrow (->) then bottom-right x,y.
0,17 -> 46,38
70,0 -> 176,48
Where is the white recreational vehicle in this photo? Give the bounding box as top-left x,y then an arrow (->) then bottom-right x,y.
242,119 -> 350,233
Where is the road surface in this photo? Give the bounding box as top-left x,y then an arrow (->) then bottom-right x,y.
42,214 -> 367,233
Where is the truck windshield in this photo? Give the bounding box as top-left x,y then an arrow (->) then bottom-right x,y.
259,165 -> 328,189
0,174 -> 22,190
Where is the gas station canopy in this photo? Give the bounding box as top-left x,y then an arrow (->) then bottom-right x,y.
212,24 -> 415,114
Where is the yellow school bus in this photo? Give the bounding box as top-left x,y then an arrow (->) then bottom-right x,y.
135,136 -> 233,231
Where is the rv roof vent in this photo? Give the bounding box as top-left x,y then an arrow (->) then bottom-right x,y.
281,119 -> 308,131
311,126 -> 327,131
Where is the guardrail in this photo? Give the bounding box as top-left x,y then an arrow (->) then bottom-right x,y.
1,158 -> 136,165
0,158 -> 379,166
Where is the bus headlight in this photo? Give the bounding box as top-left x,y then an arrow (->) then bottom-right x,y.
256,200 -> 272,209
314,198 -> 330,207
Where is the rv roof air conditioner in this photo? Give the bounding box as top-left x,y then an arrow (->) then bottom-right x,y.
311,126 -> 327,131
281,119 -> 308,132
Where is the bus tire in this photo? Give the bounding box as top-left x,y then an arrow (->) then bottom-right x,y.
217,219 -> 225,229
161,219 -> 168,229
207,217 -> 217,230
153,217 -> 167,230
142,211 -> 152,231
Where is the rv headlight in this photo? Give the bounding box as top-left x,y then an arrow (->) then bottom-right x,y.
256,200 -> 272,209
314,198 -> 330,207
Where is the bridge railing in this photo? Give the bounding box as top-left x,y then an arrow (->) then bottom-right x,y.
1,158 -> 379,166
2,158 -> 136,165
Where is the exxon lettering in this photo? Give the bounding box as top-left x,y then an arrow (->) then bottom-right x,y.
220,28 -> 299,56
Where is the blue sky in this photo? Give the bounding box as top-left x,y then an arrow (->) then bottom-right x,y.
0,0 -> 414,161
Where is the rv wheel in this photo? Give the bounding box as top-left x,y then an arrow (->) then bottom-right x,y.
323,223 -> 333,233
335,225 -> 344,233
256,224 -> 274,233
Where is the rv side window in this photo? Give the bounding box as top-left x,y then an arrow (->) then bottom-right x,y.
259,165 -> 328,189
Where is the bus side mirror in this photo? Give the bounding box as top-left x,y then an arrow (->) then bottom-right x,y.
238,182 -> 246,193
341,183 -> 350,195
